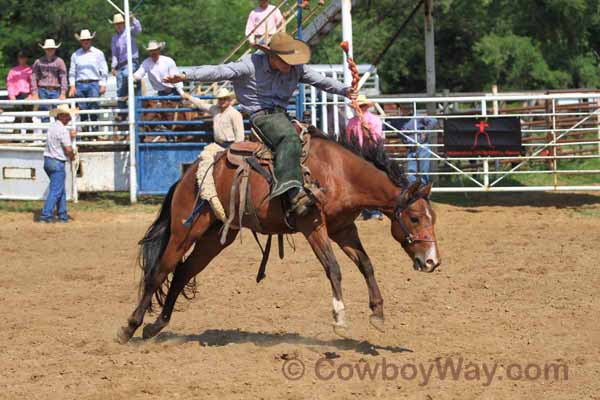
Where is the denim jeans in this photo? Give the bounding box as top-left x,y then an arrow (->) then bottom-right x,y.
116,61 -> 139,111
76,81 -> 100,123
41,157 -> 68,221
361,209 -> 383,220
38,87 -> 60,122
407,144 -> 431,185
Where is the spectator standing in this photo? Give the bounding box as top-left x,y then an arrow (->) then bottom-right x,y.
182,88 -> 245,147
346,95 -> 385,220
133,41 -> 184,96
7,51 -> 33,133
390,106 -> 437,185
39,104 -> 77,223
110,13 -> 142,115
245,0 -> 285,45
7,51 -> 32,100
31,39 -> 68,122
68,30 -> 109,127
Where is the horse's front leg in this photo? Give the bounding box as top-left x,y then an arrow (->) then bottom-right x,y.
331,224 -> 385,332
298,215 -> 347,335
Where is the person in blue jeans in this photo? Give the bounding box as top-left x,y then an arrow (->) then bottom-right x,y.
390,107 -> 438,185
39,104 -> 77,223
110,13 -> 142,116
30,39 -> 68,122
68,30 -> 109,128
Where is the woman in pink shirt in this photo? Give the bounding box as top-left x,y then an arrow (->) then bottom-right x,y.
346,95 -> 384,148
346,95 -> 385,221
245,0 -> 285,44
6,51 -> 32,100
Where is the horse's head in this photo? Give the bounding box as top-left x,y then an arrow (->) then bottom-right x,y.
390,182 -> 441,273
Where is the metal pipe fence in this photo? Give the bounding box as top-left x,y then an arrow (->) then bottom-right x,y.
303,90 -> 600,192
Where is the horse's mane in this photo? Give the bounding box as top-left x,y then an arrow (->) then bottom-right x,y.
308,125 -> 408,188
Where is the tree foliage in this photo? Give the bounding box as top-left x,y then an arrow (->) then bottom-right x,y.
2,0 -> 600,93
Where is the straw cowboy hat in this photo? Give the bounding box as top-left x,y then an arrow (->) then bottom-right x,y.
254,32 -> 311,65
144,40 -> 165,51
215,88 -> 234,99
49,104 -> 79,118
75,30 -> 96,41
357,95 -> 372,107
110,13 -> 125,24
38,39 -> 61,49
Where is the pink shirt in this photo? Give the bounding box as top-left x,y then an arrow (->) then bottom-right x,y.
346,111 -> 383,147
245,5 -> 284,39
6,65 -> 32,99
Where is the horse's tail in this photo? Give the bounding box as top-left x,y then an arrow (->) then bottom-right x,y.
137,180 -> 178,311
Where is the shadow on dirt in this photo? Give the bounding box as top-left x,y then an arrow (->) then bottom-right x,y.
148,328 -> 413,356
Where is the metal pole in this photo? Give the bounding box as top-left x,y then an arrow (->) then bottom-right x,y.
424,0 -> 436,114
341,0 -> 353,119
124,0 -> 138,203
296,0 -> 305,120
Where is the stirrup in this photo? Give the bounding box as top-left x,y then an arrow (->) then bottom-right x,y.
289,191 -> 314,216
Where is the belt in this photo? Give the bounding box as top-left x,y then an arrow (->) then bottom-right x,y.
39,86 -> 60,90
77,80 -> 99,84
250,107 -> 287,119
218,140 -> 234,147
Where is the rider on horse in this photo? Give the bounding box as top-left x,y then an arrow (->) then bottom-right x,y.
165,32 -> 357,216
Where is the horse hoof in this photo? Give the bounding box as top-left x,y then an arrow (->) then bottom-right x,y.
369,315 -> 385,333
142,323 -> 161,340
115,327 -> 132,344
332,323 -> 351,339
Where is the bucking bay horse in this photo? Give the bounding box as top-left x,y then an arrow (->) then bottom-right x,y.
116,128 -> 441,344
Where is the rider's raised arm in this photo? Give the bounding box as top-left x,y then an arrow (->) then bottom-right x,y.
299,65 -> 350,97
184,56 -> 254,83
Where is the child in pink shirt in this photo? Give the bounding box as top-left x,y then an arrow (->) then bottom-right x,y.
245,1 -> 285,44
346,96 -> 384,147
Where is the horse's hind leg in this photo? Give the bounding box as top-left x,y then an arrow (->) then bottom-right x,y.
331,224 -> 385,332
142,226 -> 238,340
116,209 -> 215,344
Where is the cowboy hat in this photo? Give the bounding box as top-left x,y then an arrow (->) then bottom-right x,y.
38,39 -> 61,49
110,13 -> 125,24
144,40 -> 165,52
357,95 -> 372,106
75,30 -> 96,41
254,32 -> 311,65
215,88 -> 234,99
49,104 -> 79,118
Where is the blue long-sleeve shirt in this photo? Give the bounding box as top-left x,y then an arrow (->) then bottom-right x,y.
389,116 -> 438,144
184,52 -> 349,115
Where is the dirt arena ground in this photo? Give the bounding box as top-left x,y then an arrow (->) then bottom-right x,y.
1,193 -> 599,399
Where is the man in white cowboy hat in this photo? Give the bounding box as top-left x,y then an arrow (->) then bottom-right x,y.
165,31 -> 357,216
133,40 -> 184,96
39,104 -> 78,223
110,13 -> 142,112
182,88 -> 245,147
31,39 -> 68,121
68,29 -> 109,127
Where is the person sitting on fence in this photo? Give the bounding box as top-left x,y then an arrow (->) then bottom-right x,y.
31,39 -> 68,122
110,13 -> 142,118
390,106 -> 437,185
181,88 -> 245,147
133,40 -> 184,97
165,31 -> 356,216
38,104 -> 77,223
245,0 -> 285,45
346,95 -> 384,221
68,30 -> 109,128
